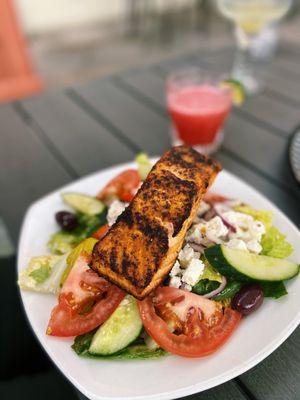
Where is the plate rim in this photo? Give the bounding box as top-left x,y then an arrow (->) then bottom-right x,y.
17,158 -> 300,400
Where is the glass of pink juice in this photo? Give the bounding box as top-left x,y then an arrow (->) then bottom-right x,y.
167,69 -> 232,154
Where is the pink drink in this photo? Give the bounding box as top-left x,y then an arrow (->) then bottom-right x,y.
167,84 -> 232,146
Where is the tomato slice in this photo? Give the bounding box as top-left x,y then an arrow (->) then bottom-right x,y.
47,253 -> 124,337
139,287 -> 241,358
204,193 -> 230,204
97,169 -> 140,202
92,224 -> 109,240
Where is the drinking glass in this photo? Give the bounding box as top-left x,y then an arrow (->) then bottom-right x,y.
217,0 -> 292,94
166,68 -> 232,154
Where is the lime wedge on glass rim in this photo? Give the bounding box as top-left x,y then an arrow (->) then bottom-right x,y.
220,79 -> 246,106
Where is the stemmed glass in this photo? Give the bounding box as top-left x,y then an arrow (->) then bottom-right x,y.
217,0 -> 292,94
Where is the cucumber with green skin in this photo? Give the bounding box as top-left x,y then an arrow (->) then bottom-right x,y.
62,193 -> 105,215
205,245 -> 299,282
89,295 -> 143,355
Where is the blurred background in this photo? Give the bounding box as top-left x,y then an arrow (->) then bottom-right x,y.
1,1 -> 300,399
3,0 -> 300,91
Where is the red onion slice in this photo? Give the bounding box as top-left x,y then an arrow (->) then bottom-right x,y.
212,205 -> 237,233
203,276 -> 227,299
189,243 -> 206,253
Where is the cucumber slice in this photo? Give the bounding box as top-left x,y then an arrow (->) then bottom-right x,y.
205,244 -> 299,282
62,193 -> 105,215
89,295 -> 143,355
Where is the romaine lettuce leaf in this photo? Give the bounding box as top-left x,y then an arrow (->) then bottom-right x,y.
192,279 -> 220,295
47,210 -> 107,255
72,331 -> 167,360
136,153 -> 152,181
261,226 -> 293,258
18,253 -> 68,293
201,258 -> 223,283
233,205 -> 293,259
233,205 -> 273,229
260,281 -> 288,299
47,231 -> 78,254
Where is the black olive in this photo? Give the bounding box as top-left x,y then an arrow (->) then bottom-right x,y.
55,211 -> 78,231
231,283 -> 264,316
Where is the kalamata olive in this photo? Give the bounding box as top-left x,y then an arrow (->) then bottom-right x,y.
231,284 -> 264,316
55,211 -> 78,231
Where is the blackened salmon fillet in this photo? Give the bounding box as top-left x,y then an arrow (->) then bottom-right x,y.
91,145 -> 221,299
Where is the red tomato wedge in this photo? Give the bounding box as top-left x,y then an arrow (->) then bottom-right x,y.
139,287 -> 241,358
204,192 -> 230,204
47,253 -> 124,337
97,169 -> 140,202
92,224 -> 109,240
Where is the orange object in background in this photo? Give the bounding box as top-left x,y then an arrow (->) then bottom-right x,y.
0,0 -> 43,103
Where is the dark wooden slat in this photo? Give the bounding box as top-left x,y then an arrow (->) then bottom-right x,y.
223,113 -> 296,193
264,71 -> 300,105
239,328 -> 300,400
181,381 -> 247,400
272,56 -> 300,78
72,78 -> 171,155
0,105 -> 71,242
78,380 -> 246,400
20,91 -> 135,176
238,93 -> 300,137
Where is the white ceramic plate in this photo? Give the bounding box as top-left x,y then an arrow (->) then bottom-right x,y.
18,159 -> 300,400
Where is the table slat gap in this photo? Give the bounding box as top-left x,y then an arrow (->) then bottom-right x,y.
233,107 -> 288,139
264,87 -> 300,108
14,102 -> 79,179
234,378 -> 257,400
112,75 -> 167,118
221,146 -> 299,200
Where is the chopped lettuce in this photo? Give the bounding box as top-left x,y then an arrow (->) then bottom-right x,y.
72,331 -> 167,360
48,231 -> 79,254
66,237 -> 98,267
192,279 -> 220,295
213,281 -> 242,301
136,153 -> 152,181
18,254 -> 68,293
201,258 -> 223,283
76,212 -> 107,238
29,264 -> 51,283
48,211 -> 107,255
261,226 -> 293,259
59,237 -> 99,287
260,281 -> 288,299
192,258 -> 223,295
233,204 -> 293,259
233,205 -> 273,229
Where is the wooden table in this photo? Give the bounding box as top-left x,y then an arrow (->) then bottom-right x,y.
1,42 -> 299,400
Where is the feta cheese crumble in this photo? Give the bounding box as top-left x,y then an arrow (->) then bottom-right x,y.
246,239 -> 262,254
169,276 -> 181,289
107,200 -> 127,226
181,258 -> 205,286
226,238 -> 248,251
167,199 -> 268,290
196,201 -> 210,217
169,260 -> 182,277
205,216 -> 229,243
178,244 -> 195,268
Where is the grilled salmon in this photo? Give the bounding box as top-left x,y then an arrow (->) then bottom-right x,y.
91,146 -> 221,299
